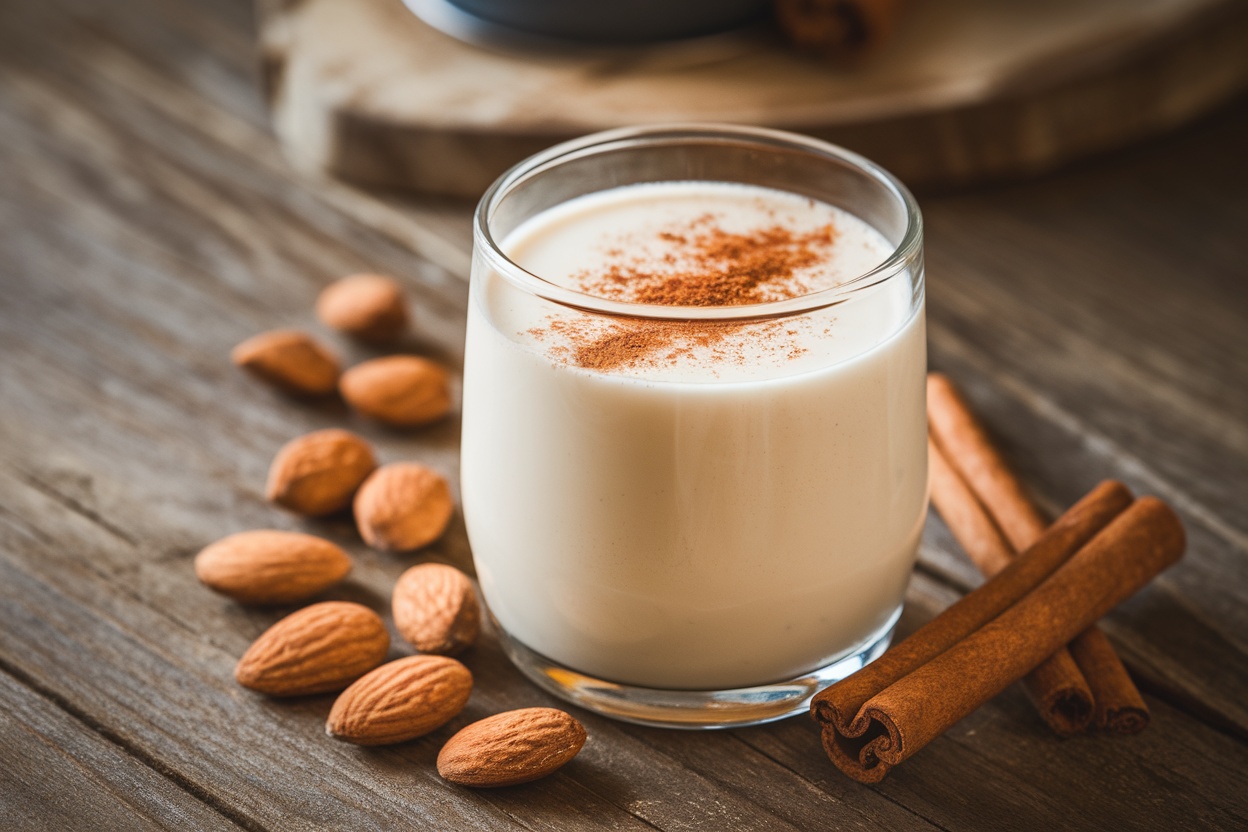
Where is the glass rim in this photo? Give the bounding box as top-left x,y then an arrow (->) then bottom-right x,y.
473,123 -> 923,322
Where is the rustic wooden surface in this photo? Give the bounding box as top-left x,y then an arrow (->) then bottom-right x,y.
2,0 -> 1247,829
257,0 -> 1248,196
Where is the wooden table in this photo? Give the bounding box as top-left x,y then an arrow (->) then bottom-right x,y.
2,1 -> 1246,829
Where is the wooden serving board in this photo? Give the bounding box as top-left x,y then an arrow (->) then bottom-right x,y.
258,0 -> 1248,196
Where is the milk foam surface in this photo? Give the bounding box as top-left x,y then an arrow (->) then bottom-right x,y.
462,182 -> 927,690
511,181 -> 887,296
490,182 -> 911,382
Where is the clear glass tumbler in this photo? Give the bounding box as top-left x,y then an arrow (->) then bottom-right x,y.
462,125 -> 926,728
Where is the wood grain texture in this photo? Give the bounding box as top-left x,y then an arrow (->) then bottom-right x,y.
0,671 -> 245,832
1,0 -> 1246,829
258,0 -> 1248,196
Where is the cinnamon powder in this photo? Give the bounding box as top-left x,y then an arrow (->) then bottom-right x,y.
538,319 -> 766,373
532,219 -> 839,372
582,222 -> 835,307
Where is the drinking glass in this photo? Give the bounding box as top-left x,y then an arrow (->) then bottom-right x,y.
462,125 -> 926,728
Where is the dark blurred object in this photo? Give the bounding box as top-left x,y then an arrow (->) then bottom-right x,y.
774,0 -> 903,57
427,0 -> 769,44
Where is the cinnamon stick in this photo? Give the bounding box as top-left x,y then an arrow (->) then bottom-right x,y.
926,374 -> 1047,551
812,480 -> 1130,776
928,436 -> 1095,734
774,0 -> 905,58
812,495 -> 1185,782
927,373 -> 1150,733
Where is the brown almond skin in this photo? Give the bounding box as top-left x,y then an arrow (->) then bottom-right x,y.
194,530 -> 351,605
339,355 -> 451,428
235,601 -> 389,696
231,330 -> 340,396
267,429 -> 377,516
437,708 -> 587,787
354,462 -> 453,552
327,655 -> 472,745
316,274 -> 408,343
393,563 -> 479,656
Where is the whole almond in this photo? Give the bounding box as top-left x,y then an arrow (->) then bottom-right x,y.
235,601 -> 389,696
354,462 -> 453,552
437,708 -> 587,787
231,329 -> 340,396
327,655 -> 472,745
267,429 -> 377,516
316,274 -> 408,342
339,355 -> 451,428
194,530 -> 351,605
393,563 -> 479,655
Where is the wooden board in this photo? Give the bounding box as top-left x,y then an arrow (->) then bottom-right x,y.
2,0 -> 1248,829
258,0 -> 1248,196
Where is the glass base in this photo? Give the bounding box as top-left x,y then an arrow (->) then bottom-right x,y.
494,606 -> 901,729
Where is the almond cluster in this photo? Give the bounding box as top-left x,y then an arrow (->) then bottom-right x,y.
195,272 -> 586,788
232,273 -> 451,429
234,274 -> 456,548
199,551 -> 585,786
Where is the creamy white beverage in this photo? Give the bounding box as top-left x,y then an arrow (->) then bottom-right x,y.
462,181 -> 926,691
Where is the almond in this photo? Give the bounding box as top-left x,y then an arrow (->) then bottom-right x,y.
231,329 -> 340,396
266,429 -> 377,516
436,708 -> 587,787
339,355 -> 451,428
316,274 -> 408,343
393,563 -> 479,656
326,655 -> 472,745
194,530 -> 351,605
354,462 -> 453,552
235,601 -> 389,696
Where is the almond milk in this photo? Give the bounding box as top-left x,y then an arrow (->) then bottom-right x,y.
462,182 -> 926,691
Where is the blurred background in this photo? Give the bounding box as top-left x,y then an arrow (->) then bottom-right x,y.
258,0 -> 1248,196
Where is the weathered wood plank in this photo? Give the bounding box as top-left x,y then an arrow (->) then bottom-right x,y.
0,481 -> 666,832
3,0 -> 477,280
0,670 -> 245,832
922,108 -> 1248,537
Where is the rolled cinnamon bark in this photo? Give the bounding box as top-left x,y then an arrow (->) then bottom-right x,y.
929,436 -> 1095,734
927,373 -> 1150,733
774,0 -> 904,58
813,496 -> 1185,783
926,440 -> 1013,574
812,480 -> 1130,770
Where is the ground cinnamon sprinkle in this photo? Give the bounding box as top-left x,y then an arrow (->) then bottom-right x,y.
536,319 -> 759,373
582,222 -> 836,307
532,217 -> 839,373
